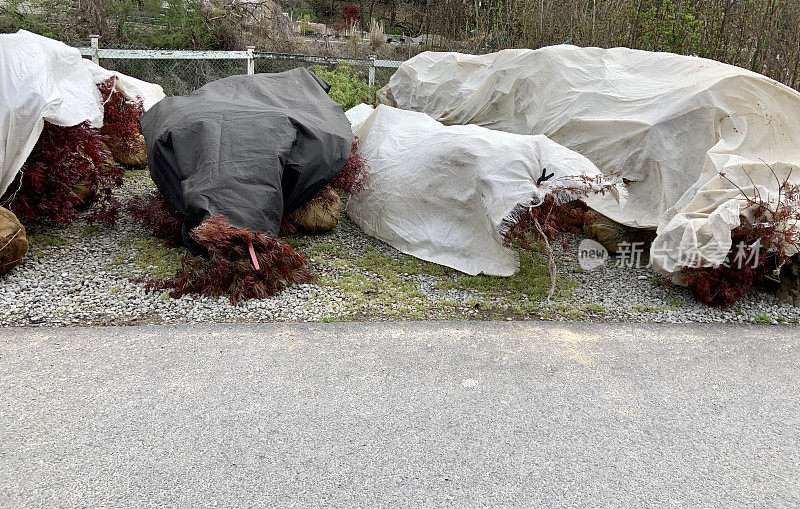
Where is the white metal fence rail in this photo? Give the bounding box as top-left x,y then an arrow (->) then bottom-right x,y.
79,35 -> 403,89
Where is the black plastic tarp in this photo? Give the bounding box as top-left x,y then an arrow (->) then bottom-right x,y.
140,67 -> 353,238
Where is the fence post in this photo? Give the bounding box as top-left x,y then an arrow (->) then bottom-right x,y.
246,46 -> 255,75
90,35 -> 100,65
368,55 -> 376,89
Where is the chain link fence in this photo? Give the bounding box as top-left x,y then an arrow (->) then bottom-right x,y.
79,38 -> 402,97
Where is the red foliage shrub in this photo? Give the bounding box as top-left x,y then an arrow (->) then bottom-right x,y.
503,197 -> 588,252
681,257 -> 765,308
331,19 -> 349,32
499,173 -> 621,302
682,167 -> 800,307
97,77 -> 145,148
501,173 -> 619,252
146,216 -> 316,304
280,217 -> 299,236
329,137 -> 369,195
126,192 -> 183,247
343,4 -> 360,24
1,121 -> 124,225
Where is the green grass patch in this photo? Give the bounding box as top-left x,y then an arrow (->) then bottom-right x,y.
669,297 -> 685,308
436,250 -> 573,302
650,274 -> 666,287
585,303 -> 606,314
289,230 -> 575,320
296,236 -> 459,318
80,224 -> 101,237
124,168 -> 150,179
632,304 -> 673,313
115,236 -> 185,278
28,233 -> 69,247
753,314 -> 771,324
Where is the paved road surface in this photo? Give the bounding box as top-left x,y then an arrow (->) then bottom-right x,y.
1,321 -> 799,507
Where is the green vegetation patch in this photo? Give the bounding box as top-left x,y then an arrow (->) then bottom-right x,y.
293,230 -> 574,320
436,250 -> 574,302
301,240 -> 444,318
113,236 -> 185,279
310,63 -> 371,109
28,233 -> 70,247
124,168 -> 150,179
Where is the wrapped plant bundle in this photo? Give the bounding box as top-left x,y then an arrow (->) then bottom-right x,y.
0,77 -> 147,226
128,129 -> 369,303
681,167 -> 800,307
0,206 -> 28,275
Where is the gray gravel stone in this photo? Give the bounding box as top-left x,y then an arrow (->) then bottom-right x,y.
1,173 -> 798,326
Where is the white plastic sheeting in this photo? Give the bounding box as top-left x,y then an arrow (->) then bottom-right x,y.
0,31 -> 103,196
0,30 -> 164,197
382,47 -> 800,274
344,103 -> 375,133
345,104 -> 619,276
82,59 -> 165,111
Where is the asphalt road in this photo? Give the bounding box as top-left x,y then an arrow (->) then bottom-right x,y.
1,321 -> 799,507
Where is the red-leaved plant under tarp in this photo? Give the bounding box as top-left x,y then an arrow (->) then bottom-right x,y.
1,121 -> 124,225
681,167 -> 800,308
97,76 -> 146,162
144,216 -> 316,304
126,192 -> 183,247
284,138 -> 370,233
129,137 -> 370,303
1,76 -> 145,226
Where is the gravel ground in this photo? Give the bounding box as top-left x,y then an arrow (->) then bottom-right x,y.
1,172 -> 798,326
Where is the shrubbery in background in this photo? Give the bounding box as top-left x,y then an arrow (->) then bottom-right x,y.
310,63 -> 371,109
3,1 -> 799,92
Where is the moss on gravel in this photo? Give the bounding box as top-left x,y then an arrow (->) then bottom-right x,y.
112,236 -> 184,278
435,250 -> 574,302
28,233 -> 70,247
292,231 -> 573,320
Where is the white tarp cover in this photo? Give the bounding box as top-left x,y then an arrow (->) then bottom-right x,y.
0,30 -> 165,197
81,59 -> 166,111
346,104 -> 618,276
344,103 -> 375,133
382,47 -> 800,274
0,30 -> 103,196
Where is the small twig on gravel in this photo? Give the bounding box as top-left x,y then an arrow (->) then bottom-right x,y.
533,216 -> 557,302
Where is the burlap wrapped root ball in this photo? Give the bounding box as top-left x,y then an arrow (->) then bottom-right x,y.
583,209 -> 657,254
0,206 -> 28,275
107,133 -> 147,168
289,189 -> 343,233
73,142 -> 119,209
778,255 -> 800,307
